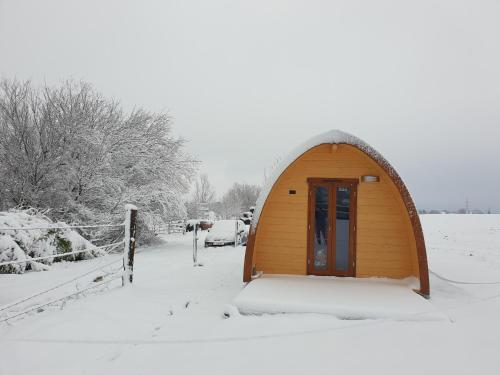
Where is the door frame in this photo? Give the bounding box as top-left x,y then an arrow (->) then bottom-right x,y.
307,178 -> 358,277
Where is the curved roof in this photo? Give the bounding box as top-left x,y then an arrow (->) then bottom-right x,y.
253,130 -> 405,228
246,129 -> 430,296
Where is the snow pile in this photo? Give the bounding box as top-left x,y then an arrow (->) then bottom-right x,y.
252,130 -> 404,231
0,209 -> 103,274
0,235 -> 27,274
233,275 -> 444,321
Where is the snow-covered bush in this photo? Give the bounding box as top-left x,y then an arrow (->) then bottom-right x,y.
0,235 -> 27,274
0,209 -> 104,274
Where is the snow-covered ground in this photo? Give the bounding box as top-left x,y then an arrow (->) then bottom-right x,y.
1,215 -> 500,375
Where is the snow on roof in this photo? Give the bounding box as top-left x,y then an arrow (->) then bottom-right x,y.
252,129 -> 400,231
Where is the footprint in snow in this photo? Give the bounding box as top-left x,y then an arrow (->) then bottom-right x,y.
108,351 -> 122,362
151,325 -> 165,337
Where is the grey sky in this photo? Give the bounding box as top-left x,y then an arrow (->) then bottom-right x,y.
1,0 -> 499,212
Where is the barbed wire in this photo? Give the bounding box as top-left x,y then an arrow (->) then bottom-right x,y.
0,223 -> 125,231
0,273 -> 123,324
0,241 -> 124,267
0,257 -> 124,314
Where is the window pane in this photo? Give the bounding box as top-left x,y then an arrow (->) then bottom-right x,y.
313,186 -> 329,270
335,187 -> 350,271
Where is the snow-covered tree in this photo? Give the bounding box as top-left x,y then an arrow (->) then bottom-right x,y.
0,79 -> 195,243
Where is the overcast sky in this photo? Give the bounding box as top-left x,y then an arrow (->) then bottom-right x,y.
1,0 -> 499,212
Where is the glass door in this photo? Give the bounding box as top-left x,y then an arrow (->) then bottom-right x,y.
308,179 -> 357,276
311,184 -> 331,274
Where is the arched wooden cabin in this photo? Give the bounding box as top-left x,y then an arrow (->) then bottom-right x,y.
244,130 -> 430,297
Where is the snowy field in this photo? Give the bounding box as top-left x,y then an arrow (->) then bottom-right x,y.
1,214 -> 500,375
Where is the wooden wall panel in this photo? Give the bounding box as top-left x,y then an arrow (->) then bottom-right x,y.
253,144 -> 419,280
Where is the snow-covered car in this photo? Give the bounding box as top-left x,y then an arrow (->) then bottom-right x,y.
185,219 -> 213,232
241,225 -> 250,246
199,220 -> 213,230
240,211 -> 253,225
204,220 -> 246,247
185,219 -> 199,233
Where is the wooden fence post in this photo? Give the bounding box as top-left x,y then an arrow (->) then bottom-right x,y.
123,204 -> 138,285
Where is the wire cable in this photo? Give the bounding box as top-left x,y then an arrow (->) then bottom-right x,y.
430,269 -> 500,285
0,241 -> 124,267
0,224 -> 125,231
0,257 -> 123,313
0,274 -> 123,323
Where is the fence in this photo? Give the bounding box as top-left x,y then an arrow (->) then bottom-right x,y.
0,205 -> 138,324
157,220 -> 186,235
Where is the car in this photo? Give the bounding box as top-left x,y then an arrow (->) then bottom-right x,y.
199,219 -> 213,230
240,211 -> 253,225
204,219 -> 246,247
185,219 -> 213,232
185,219 -> 200,233
241,224 -> 250,246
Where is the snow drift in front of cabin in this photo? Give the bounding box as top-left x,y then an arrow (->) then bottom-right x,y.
0,209 -> 103,274
233,275 -> 443,321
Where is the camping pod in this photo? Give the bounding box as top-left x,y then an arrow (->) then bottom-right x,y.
243,130 -> 430,297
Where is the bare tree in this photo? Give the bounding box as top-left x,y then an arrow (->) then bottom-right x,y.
218,183 -> 260,219
187,174 -> 216,219
192,174 -> 216,204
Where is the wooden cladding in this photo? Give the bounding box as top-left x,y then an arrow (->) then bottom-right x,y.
244,143 -> 430,297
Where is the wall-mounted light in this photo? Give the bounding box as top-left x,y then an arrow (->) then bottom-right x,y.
361,175 -> 380,183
